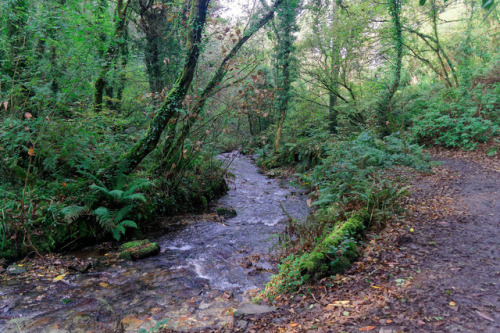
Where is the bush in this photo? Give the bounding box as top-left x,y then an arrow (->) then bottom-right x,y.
411,71 -> 500,150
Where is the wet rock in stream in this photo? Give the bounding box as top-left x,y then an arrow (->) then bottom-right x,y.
6,264 -> 26,275
119,239 -> 160,260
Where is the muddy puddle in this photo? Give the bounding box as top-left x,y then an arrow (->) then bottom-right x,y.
0,153 -> 308,332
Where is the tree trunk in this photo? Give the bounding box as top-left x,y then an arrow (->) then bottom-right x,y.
94,0 -> 131,112
377,0 -> 403,136
115,0 -> 211,175
158,0 -> 285,169
273,0 -> 299,151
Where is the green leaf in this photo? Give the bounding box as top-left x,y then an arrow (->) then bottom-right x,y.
108,189 -> 125,200
61,206 -> 87,222
120,220 -> 138,229
419,0 -> 427,5
487,146 -> 498,156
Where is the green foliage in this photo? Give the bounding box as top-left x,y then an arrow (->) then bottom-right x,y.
265,132 -> 428,296
410,77 -> 500,150
311,132 -> 428,218
63,177 -> 151,241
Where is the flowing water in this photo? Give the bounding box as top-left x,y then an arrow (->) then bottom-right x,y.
0,153 -> 308,332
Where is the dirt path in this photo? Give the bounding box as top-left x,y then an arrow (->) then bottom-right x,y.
246,154 -> 500,332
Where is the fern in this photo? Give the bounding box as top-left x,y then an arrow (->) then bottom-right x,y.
94,207 -> 113,225
108,189 -> 125,200
61,206 -> 88,222
114,205 -> 135,223
124,193 -> 146,203
64,174 -> 151,241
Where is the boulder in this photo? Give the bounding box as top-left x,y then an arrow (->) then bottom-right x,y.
216,207 -> 237,218
119,240 -> 160,260
7,264 -> 26,275
233,303 -> 276,319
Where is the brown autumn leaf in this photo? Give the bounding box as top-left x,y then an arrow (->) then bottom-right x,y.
359,326 -> 376,331
475,310 -> 494,322
289,323 -> 298,327
25,112 -> 33,120
28,147 -> 36,157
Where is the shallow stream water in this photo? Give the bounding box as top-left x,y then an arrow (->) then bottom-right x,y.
0,153 -> 308,332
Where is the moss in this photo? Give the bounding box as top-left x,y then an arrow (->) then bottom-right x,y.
299,211 -> 367,280
216,207 -> 237,218
265,210 -> 369,297
119,239 -> 160,260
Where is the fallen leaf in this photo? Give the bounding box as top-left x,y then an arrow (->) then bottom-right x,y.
24,112 -> 33,120
289,323 -> 298,327
449,301 -> 456,306
371,286 -> 381,289
53,274 -> 67,282
99,282 -> 110,288
359,326 -> 376,331
475,310 -> 494,322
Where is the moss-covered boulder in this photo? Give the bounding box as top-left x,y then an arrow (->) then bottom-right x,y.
216,207 -> 237,218
265,210 -> 369,297
299,212 -> 367,281
119,240 -> 160,260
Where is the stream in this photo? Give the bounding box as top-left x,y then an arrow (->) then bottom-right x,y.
0,153 -> 309,332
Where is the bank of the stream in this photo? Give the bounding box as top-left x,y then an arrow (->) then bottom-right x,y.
247,151 -> 500,332
0,153 -> 308,332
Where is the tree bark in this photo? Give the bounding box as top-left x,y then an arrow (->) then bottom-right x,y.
377,0 -> 403,136
115,0 -> 211,175
158,0 -> 285,169
273,0 -> 298,151
94,0 -> 131,112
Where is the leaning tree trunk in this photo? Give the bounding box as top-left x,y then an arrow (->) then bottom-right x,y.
157,0 -> 286,171
114,0 -> 211,175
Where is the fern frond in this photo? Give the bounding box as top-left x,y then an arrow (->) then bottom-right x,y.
114,205 -> 135,223
108,189 -> 125,201
119,220 -> 138,229
112,225 -> 126,241
61,206 -> 88,222
77,170 -> 105,187
124,178 -> 152,196
94,207 -> 113,224
124,193 -> 146,203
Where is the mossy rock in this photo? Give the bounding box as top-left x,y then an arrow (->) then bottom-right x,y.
216,207 -> 237,218
299,211 -> 368,281
119,240 -> 160,260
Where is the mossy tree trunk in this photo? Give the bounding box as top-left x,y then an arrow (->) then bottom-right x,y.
273,0 -> 299,152
377,0 -> 403,137
94,0 -> 131,112
157,0 -> 286,171
115,0 -> 211,175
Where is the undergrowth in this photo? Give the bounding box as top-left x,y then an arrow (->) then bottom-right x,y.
263,131 -> 430,296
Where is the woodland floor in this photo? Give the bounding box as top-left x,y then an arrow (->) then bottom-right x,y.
236,148 -> 500,333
